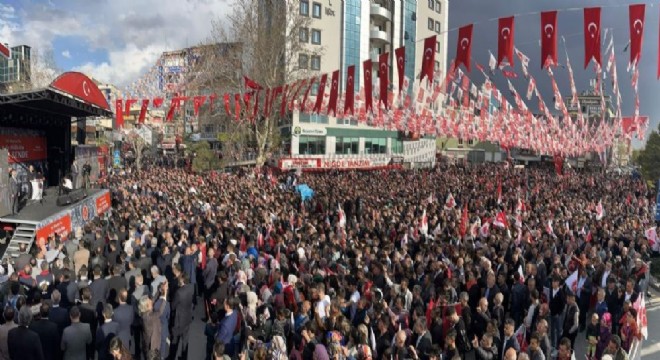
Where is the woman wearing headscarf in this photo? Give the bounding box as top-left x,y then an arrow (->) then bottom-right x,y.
269,335 -> 288,360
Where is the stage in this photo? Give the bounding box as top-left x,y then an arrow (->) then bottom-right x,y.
0,187 -> 111,260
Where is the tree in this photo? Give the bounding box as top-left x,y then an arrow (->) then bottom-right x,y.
637,126 -> 660,181
124,130 -> 148,173
190,141 -> 221,172
190,0 -> 320,166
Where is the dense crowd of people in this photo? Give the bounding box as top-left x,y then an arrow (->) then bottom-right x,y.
0,161 -> 652,360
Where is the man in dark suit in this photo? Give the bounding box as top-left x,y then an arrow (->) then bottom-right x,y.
500,318 -> 520,360
412,319 -> 433,360
8,307 -> 45,360
61,306 -> 92,360
112,289 -> 134,351
106,265 -> 127,308
0,307 -> 17,360
169,275 -> 194,360
29,304 -> 61,360
78,288 -> 98,360
49,290 -> 71,334
549,276 -> 565,350
96,305 -> 119,360
89,266 -> 109,316
9,170 -> 20,215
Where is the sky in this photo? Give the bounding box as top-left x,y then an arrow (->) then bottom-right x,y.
0,0 -> 226,86
0,0 -> 657,146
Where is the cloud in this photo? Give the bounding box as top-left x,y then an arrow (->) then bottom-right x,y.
61,50 -> 71,59
6,0 -> 227,88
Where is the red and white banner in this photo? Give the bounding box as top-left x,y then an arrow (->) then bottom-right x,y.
0,135 -> 47,163
279,157 -> 390,170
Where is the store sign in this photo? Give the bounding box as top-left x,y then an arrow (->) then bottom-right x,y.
403,139 -> 436,164
292,126 -> 327,136
280,158 -> 321,170
321,158 -> 390,169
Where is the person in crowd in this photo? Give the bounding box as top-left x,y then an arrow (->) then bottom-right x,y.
61,306 -> 92,360
29,304 -> 61,360
8,307 -> 44,360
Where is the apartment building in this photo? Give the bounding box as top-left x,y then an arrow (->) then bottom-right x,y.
283,0 -> 448,169
0,45 -> 32,93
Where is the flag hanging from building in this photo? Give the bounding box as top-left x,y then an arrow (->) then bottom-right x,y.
584,7 -> 602,68
363,59 -> 374,113
379,53 -> 389,109
456,25 -> 473,72
421,35 -> 437,83
345,65 -> 355,115
497,16 -> 515,67
541,11 -> 558,68
395,46 -> 406,94
628,4 -> 645,66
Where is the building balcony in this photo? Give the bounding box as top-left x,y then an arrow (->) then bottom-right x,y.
370,28 -> 390,45
370,4 -> 391,23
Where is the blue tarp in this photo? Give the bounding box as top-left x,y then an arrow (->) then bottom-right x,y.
296,184 -> 315,200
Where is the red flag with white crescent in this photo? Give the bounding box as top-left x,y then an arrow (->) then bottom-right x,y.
497,16 -> 515,67
313,74 -> 327,114
541,11 -> 558,68
395,46 -> 405,94
327,71 -> 339,116
345,65 -> 355,115
115,99 -> 124,129
192,96 -> 206,117
138,99 -> 149,123
629,4 -> 645,66
379,53 -> 389,109
363,59 -> 373,113
456,25 -> 473,72
421,35 -> 436,83
584,7 -> 602,68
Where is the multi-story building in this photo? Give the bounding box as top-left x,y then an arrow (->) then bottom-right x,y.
0,45 -> 32,92
279,0 -> 448,170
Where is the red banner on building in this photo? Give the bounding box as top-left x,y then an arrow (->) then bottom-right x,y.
0,135 -> 47,163
36,214 -> 72,242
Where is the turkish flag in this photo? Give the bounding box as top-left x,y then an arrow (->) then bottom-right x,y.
152,97 -> 164,108
629,4 -> 645,66
223,93 -> 231,116
395,46 -> 405,94
208,94 -> 217,113
138,99 -> 150,123
192,96 -> 206,117
584,7 -> 602,68
363,59 -> 373,113
327,70 -> 340,116
115,99 -> 124,129
280,84 -> 289,117
455,24 -> 473,72
313,74 -> 327,114
124,99 -> 137,114
301,77 -> 315,112
541,11 -> 558,68
420,35 -> 436,84
497,16 -> 515,67
234,93 -> 241,121
379,53 -> 389,109
344,65 -> 355,115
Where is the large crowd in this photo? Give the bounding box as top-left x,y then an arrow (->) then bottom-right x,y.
0,161 -> 652,360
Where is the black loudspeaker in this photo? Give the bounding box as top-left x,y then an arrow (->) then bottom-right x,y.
56,189 -> 86,206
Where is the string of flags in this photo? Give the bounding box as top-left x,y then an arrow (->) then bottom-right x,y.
117,4 -> 652,157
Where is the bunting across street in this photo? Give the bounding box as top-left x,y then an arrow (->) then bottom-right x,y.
113,4 -> 655,158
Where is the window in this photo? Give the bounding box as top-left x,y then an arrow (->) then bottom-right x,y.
310,55 -> 321,70
299,28 -> 309,43
339,118 -> 357,126
436,41 -> 440,52
458,138 -> 464,145
310,82 -> 319,96
299,54 -> 309,69
365,138 -> 387,154
299,136 -> 326,155
435,21 -> 441,33
428,18 -> 434,31
300,1 -> 309,16
300,113 -> 328,124
435,1 -> 441,13
391,139 -> 403,154
467,139 -> 475,146
335,137 -> 359,155
311,29 -> 321,45
435,61 -> 440,72
312,2 -> 322,18
428,0 -> 434,9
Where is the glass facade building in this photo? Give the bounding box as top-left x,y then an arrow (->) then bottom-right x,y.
343,0 -> 361,93
0,45 -> 31,85
403,0 -> 416,93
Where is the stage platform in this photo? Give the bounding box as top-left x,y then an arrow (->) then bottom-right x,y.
0,187 -> 111,260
